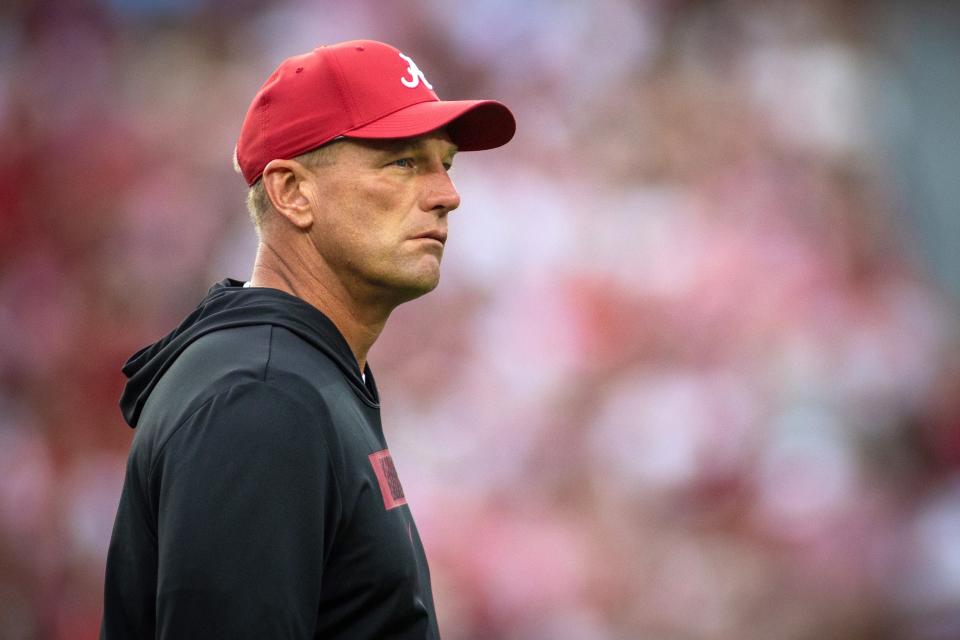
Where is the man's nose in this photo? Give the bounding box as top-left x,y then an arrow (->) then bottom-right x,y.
421,170 -> 461,215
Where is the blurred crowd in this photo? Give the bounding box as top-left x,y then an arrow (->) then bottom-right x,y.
1,0 -> 959,638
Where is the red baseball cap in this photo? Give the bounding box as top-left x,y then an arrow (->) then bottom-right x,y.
235,40 -> 516,185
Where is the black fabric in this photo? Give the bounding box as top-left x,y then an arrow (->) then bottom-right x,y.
101,279 -> 439,639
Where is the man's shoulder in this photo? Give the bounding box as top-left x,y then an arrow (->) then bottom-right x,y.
140,323 -> 349,431
160,323 -> 274,400
171,321 -> 345,385
131,325 -> 270,449
131,326 -> 342,471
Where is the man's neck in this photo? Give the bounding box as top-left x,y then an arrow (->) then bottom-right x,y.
249,242 -> 389,373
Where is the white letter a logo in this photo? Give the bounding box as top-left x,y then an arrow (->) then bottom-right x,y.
399,52 -> 433,90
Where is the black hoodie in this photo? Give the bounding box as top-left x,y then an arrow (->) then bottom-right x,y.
101,279 -> 439,639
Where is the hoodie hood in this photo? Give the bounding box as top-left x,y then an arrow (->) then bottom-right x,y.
120,278 -> 377,428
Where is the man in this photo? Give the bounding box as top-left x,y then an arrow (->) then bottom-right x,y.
100,40 -> 514,639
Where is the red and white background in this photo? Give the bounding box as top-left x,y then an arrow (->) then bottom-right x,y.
1,1 -> 959,638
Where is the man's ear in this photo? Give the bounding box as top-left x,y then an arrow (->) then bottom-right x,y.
262,159 -> 316,230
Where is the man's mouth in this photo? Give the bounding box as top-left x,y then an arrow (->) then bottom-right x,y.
411,230 -> 447,245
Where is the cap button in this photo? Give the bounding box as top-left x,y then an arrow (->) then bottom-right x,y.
355,46 -> 365,51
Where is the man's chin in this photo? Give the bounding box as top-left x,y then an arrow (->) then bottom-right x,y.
398,273 -> 441,301
373,267 -> 441,305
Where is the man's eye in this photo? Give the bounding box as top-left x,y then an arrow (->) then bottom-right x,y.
391,158 -> 415,168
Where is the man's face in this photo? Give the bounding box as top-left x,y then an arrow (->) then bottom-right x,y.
303,130 -> 460,305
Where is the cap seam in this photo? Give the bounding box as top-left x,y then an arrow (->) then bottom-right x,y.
327,48 -> 361,127
344,96 -> 443,133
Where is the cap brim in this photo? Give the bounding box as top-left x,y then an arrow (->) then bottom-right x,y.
344,99 -> 516,151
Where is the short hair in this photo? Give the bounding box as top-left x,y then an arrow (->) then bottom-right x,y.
232,142 -> 342,231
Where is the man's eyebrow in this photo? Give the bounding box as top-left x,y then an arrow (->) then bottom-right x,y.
379,139 -> 416,153
377,139 -> 458,156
